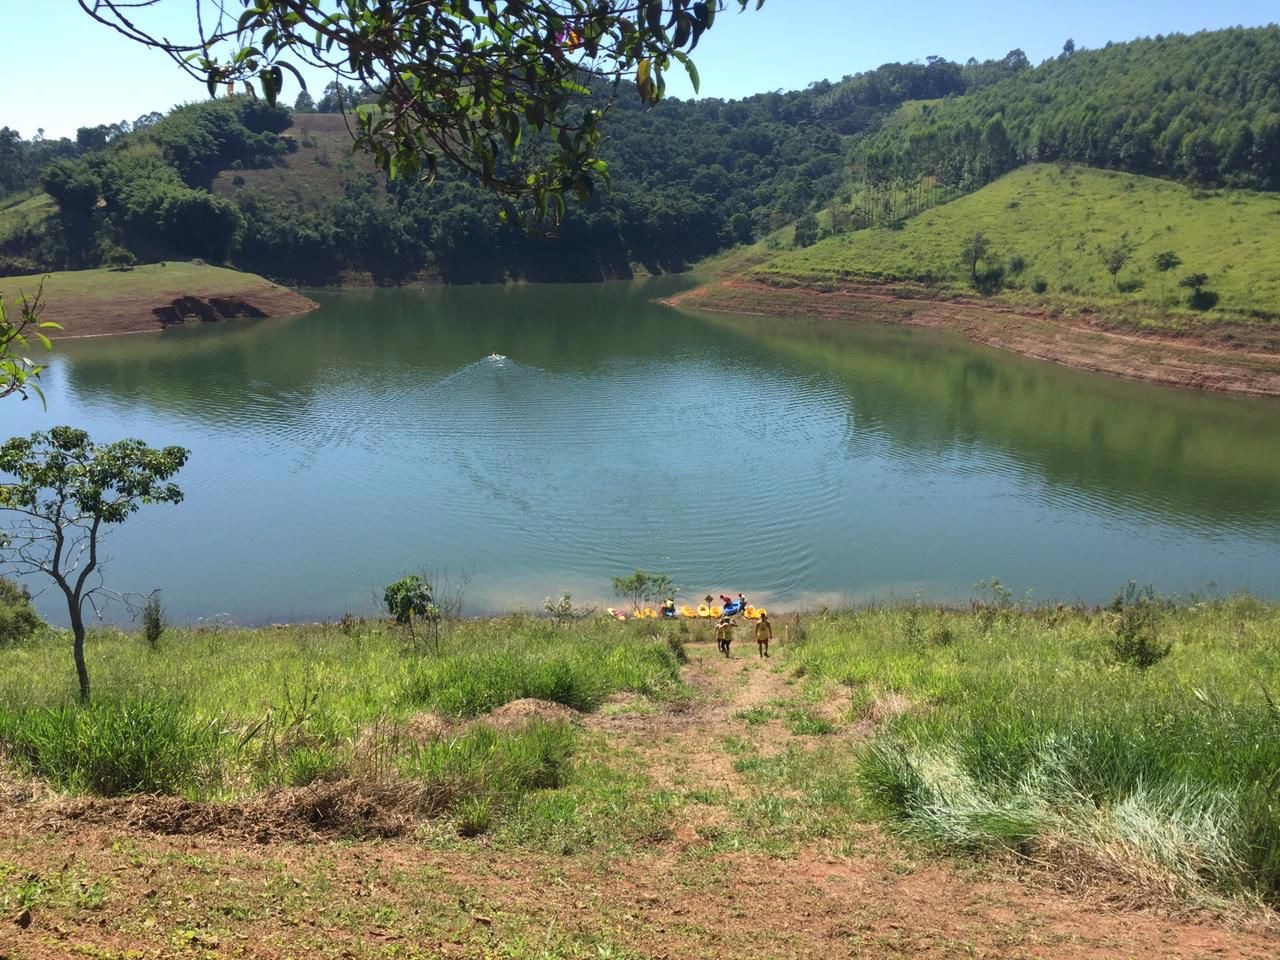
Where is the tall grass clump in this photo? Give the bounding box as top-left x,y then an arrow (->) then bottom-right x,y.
791,596 -> 1280,905
400,720 -> 576,835
401,616 -> 684,716
0,697 -> 223,797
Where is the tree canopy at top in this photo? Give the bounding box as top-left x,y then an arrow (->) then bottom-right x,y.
78,1 -> 763,219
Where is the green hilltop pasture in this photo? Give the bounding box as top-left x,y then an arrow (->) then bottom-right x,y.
754,164 -> 1280,325
0,191 -> 54,230
0,261 -> 272,303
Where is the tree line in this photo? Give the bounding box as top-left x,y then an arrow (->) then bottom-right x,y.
850,27 -> 1280,196
5,28 -> 1280,284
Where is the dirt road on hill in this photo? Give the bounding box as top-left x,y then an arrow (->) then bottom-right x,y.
3,640 -> 1277,959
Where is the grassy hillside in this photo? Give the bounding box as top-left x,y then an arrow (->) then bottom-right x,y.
0,191 -> 54,228
209,112 -> 374,203
754,164 -> 1280,326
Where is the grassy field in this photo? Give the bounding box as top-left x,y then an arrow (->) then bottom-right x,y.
788,594 -> 1280,906
3,604 -> 1280,955
752,164 -> 1280,327
1,262 -> 269,304
0,616 -> 685,817
3,600 -> 1278,902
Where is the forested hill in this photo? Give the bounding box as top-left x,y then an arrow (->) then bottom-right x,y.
853,27 -> 1280,193
2,26 -> 1279,286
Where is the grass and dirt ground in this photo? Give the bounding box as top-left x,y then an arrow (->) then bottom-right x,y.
2,609 -> 1278,959
0,264 -> 317,338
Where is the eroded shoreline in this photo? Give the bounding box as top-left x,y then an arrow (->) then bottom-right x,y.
666,279 -> 1280,398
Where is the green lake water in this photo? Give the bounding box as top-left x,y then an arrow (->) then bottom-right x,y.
3,279 -> 1279,623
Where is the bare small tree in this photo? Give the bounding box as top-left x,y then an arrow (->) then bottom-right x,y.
0,427 -> 188,702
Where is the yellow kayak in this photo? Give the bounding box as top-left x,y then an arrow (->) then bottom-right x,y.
711,606 -> 723,618
679,605 -> 697,618
744,607 -> 767,620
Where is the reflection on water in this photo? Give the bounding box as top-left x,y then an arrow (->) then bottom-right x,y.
2,279 -> 1278,623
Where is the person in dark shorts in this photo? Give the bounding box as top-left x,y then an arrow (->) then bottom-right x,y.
754,612 -> 772,658
715,616 -> 734,657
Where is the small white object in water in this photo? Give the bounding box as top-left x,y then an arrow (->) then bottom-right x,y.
489,352 -> 505,361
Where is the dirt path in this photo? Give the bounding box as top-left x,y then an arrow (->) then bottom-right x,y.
3,640 -> 1278,958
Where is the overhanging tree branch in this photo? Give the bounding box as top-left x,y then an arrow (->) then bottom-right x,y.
78,1 -> 762,218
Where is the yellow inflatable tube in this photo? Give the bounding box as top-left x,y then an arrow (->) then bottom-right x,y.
679,605 -> 697,618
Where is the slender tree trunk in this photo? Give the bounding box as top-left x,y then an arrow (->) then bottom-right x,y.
70,608 -> 90,704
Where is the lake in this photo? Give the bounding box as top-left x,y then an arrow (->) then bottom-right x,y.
3,279 -> 1279,624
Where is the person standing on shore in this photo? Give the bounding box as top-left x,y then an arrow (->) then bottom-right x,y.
755,612 -> 772,658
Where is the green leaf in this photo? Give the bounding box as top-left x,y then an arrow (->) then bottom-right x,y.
673,14 -> 691,49
675,52 -> 700,94
276,60 -> 308,93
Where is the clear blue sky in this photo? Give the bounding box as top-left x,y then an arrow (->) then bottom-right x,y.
4,1 -> 1278,139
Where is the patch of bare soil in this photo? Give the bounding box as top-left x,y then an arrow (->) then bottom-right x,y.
22,779 -> 438,844
469,698 -> 581,731
668,279 -> 1280,397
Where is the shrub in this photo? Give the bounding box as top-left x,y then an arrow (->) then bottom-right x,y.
101,245 -> 138,270
544,593 -> 588,624
141,591 -> 165,648
0,697 -> 223,796
1107,582 -> 1171,669
1031,277 -> 1049,293
0,576 -> 42,645
384,575 -> 434,624
665,633 -> 689,664
384,575 -> 440,651
1008,254 -> 1026,274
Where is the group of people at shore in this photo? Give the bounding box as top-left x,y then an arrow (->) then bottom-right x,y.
706,593 -> 771,658
717,610 -> 771,658
654,591 -> 772,658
